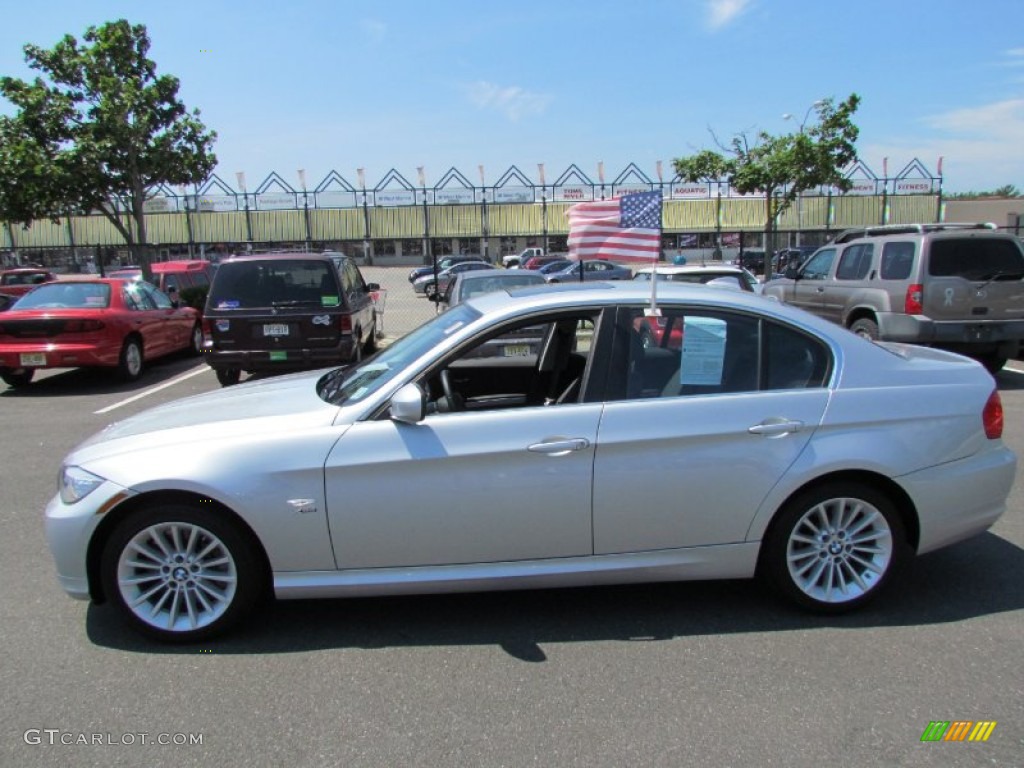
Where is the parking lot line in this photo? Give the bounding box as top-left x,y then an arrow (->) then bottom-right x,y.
94,364 -> 210,414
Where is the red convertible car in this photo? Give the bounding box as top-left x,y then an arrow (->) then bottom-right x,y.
0,278 -> 201,387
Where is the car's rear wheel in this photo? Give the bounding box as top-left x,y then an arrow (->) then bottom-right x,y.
978,353 -> 1007,374
1,367 -> 35,387
188,324 -> 203,356
849,318 -> 879,341
215,367 -> 242,387
363,313 -> 378,354
763,482 -> 907,612
118,337 -> 144,382
101,503 -> 264,642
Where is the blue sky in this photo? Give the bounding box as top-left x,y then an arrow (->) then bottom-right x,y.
1,0 -> 1022,193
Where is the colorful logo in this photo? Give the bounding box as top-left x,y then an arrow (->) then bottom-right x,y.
920,721 -> 997,742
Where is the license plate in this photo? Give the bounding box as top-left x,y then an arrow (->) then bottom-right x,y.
19,353 -> 46,366
263,324 -> 289,337
503,344 -> 530,357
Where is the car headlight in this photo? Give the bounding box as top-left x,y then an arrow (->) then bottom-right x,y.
58,465 -> 106,505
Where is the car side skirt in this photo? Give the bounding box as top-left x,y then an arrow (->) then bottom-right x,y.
273,543 -> 760,599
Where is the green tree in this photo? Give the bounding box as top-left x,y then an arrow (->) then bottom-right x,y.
674,94 -> 861,279
0,19 -> 216,276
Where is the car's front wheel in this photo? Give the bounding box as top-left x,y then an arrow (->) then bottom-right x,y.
763,482 -> 907,612
0,367 -> 35,388
100,503 -> 265,642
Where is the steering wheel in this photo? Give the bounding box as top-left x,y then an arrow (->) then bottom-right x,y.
438,369 -> 464,412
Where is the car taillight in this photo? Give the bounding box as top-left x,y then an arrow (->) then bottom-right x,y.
201,317 -> 213,343
63,319 -> 105,332
983,389 -> 1004,439
339,314 -> 352,333
905,283 -> 923,314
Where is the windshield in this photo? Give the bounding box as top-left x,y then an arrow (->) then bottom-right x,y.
318,302 -> 482,405
13,282 -> 111,309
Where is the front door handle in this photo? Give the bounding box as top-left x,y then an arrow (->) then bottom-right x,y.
528,438 -> 590,455
748,419 -> 804,437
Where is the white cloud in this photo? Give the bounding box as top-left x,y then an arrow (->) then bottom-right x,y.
464,81 -> 552,121
706,0 -> 752,30
359,19 -> 386,45
861,99 -> 1024,190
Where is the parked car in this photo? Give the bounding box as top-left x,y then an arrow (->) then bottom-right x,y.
772,246 -> 818,274
633,265 -> 762,294
407,255 -> 486,284
732,249 -> 767,274
522,254 -> 568,270
44,282 -> 1015,641
412,261 -> 495,296
437,269 -> 547,306
544,260 -> 632,283
202,252 -> 379,386
0,278 -> 201,387
0,267 -> 58,311
536,259 -> 573,276
108,260 -> 217,311
762,222 -> 1024,372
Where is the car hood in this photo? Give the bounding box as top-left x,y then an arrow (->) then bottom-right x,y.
71,369 -> 340,461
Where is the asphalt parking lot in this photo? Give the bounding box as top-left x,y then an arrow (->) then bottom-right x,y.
0,320 -> 1022,767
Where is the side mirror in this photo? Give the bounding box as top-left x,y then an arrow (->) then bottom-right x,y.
366,282 -> 380,291
785,265 -> 800,280
390,383 -> 426,424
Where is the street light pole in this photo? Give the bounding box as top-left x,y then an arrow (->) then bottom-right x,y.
236,171 -> 253,248
538,163 -> 548,255
782,99 -> 825,247
357,168 -> 372,265
297,169 -> 311,252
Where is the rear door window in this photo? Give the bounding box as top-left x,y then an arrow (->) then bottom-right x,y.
880,242 -> 915,280
835,244 -> 873,280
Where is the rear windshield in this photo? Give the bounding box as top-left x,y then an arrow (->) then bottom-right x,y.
928,238 -> 1024,280
14,282 -> 111,309
208,260 -> 340,309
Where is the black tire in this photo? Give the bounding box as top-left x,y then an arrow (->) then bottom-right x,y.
215,366 -> 242,387
849,317 -> 879,341
100,503 -> 265,643
1,367 -> 35,388
363,313 -> 378,354
762,481 -> 908,613
118,337 -> 144,382
978,354 -> 1007,374
188,324 -> 203,356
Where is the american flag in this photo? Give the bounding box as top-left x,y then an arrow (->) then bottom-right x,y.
566,190 -> 662,262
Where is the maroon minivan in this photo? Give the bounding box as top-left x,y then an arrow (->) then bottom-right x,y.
202,253 -> 378,386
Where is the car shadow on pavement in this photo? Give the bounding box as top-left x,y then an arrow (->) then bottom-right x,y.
0,354 -> 205,398
85,531 -> 1024,658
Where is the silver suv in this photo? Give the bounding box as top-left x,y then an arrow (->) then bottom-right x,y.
762,223 -> 1024,372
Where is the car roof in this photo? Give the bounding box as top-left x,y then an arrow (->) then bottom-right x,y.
221,252 -> 335,263
634,265 -> 746,274
457,271 -> 544,282
151,260 -> 214,272
463,280 -> 814,328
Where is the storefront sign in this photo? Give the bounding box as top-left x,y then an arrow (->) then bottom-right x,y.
315,190 -> 357,208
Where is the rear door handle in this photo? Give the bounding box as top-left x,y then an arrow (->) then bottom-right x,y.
748,420 -> 804,437
528,438 -> 590,455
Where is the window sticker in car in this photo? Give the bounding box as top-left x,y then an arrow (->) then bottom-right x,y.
321,296 -> 340,307
680,316 -> 726,386
217,299 -> 241,309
